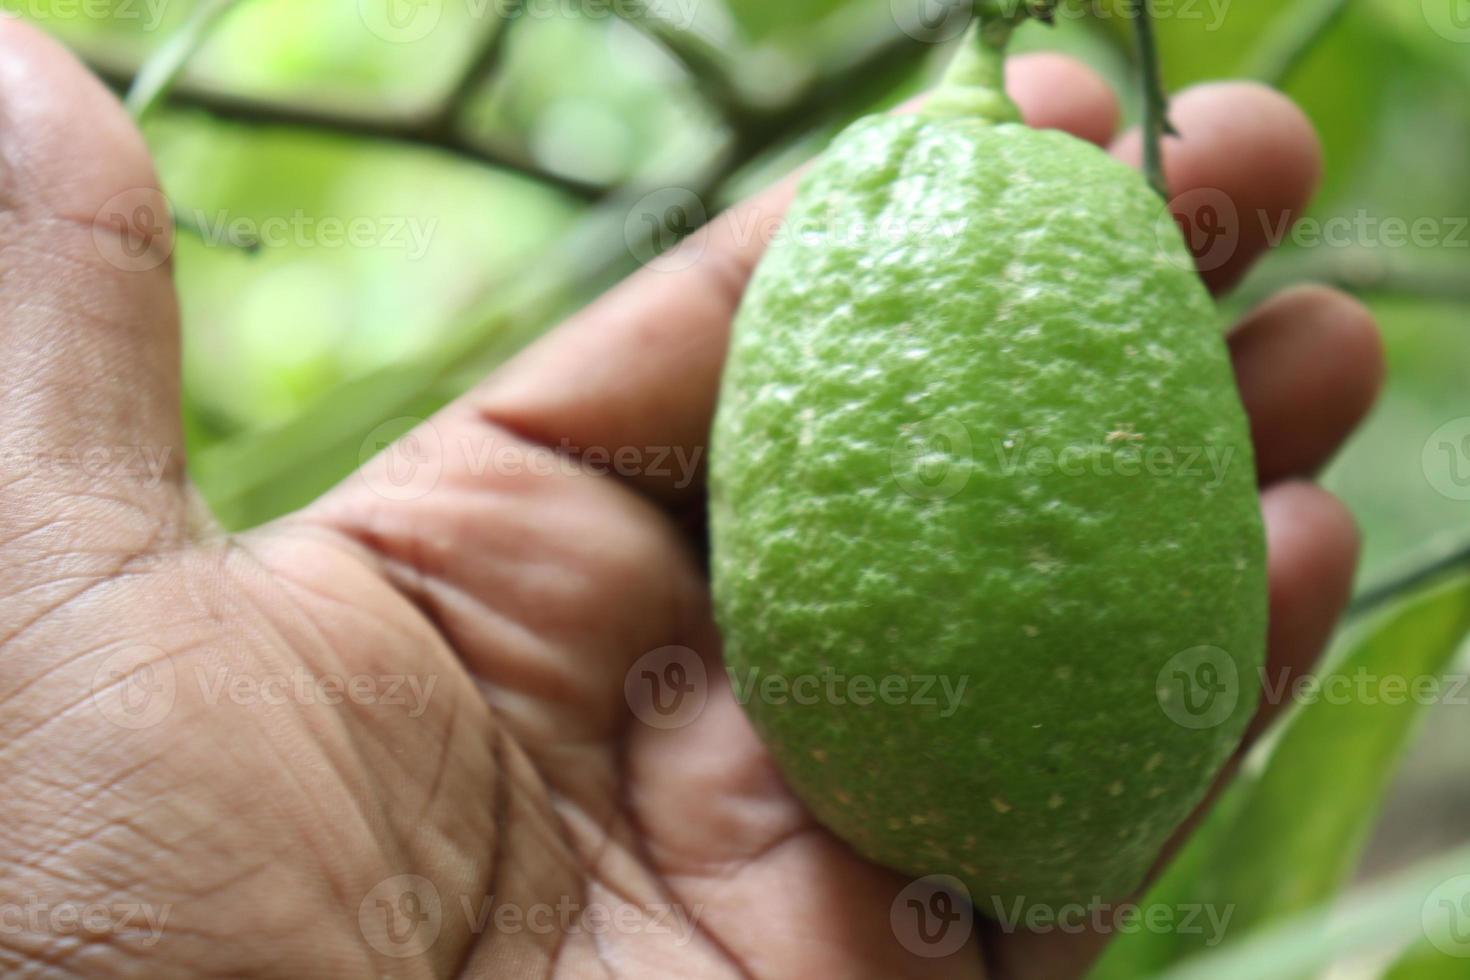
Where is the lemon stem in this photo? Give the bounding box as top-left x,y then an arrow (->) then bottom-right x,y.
925,4 -> 1039,122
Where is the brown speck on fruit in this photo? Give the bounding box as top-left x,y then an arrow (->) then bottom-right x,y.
991,797 -> 1013,814
1106,425 -> 1144,444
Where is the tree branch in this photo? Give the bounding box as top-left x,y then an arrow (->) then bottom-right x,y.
89,11 -> 935,208
88,58 -> 610,201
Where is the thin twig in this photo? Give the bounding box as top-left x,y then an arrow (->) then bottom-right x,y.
1237,246 -> 1470,306
433,0 -> 525,128
173,203 -> 261,253
1250,0 -> 1354,88
1351,540 -> 1470,618
1129,0 -> 1175,200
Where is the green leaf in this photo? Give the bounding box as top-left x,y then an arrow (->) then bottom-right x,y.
1148,842 -> 1470,980
1383,937 -> 1470,980
191,352 -> 456,530
1090,573 -> 1470,978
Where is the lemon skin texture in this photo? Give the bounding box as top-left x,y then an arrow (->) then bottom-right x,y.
708,113 -> 1267,908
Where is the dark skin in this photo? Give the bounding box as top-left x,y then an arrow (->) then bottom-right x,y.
0,20 -> 1382,979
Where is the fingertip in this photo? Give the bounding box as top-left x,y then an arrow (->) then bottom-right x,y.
1116,81 -> 1323,193
1009,52 -> 1120,146
1264,480 -> 1361,577
1231,284 -> 1385,482
1114,82 -> 1322,292
1293,283 -> 1387,405
1252,282 -> 1385,395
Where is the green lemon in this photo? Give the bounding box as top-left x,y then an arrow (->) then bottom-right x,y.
708,23 -> 1266,909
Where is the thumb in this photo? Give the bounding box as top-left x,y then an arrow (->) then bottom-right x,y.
0,20 -> 187,534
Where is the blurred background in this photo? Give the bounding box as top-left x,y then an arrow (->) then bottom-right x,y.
11,0 -> 1470,971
